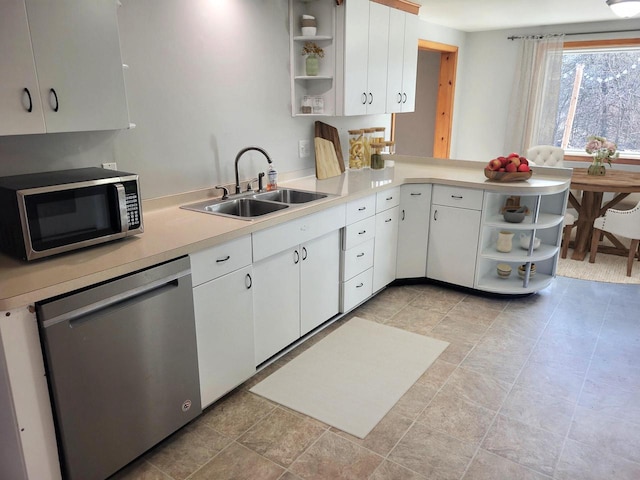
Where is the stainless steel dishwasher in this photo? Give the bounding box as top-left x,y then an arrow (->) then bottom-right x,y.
36,256 -> 201,480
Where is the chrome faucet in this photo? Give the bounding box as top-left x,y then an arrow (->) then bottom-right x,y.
234,146 -> 273,194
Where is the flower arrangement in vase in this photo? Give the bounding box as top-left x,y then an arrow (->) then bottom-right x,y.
301,41 -> 324,76
585,135 -> 618,175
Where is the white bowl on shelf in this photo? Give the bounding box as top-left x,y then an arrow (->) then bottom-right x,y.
301,26 -> 317,36
519,234 -> 541,250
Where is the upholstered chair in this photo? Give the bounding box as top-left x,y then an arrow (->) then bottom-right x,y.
589,202 -> 640,276
526,145 -> 565,167
526,145 -> 576,258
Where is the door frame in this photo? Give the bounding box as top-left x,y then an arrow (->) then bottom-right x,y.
391,39 -> 458,159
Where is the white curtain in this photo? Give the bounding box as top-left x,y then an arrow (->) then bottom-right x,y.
504,35 -> 565,154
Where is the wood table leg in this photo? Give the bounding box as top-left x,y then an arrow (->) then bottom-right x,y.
571,191 -> 603,260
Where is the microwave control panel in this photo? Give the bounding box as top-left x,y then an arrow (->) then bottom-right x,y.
124,181 -> 142,230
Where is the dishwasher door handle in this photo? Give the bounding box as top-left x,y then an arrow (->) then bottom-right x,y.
42,269 -> 190,328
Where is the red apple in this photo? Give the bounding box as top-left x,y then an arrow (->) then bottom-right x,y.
518,164 -> 530,172
498,156 -> 509,166
519,156 -> 529,166
499,168 -> 506,172
507,156 -> 521,168
507,152 -> 520,158
505,163 -> 518,172
487,159 -> 502,171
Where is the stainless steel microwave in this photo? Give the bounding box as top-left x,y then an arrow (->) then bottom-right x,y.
0,167 -> 143,261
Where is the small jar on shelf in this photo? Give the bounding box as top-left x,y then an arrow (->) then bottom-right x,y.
370,142 -> 385,169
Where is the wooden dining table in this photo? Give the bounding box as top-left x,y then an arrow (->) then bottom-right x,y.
568,168 -> 640,260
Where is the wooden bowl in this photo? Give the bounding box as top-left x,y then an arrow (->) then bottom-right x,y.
484,168 -> 532,182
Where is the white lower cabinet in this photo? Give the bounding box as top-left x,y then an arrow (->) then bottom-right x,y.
253,247 -> 301,365
253,230 -> 341,365
396,184 -> 431,278
373,205 -> 400,292
190,236 -> 255,408
192,265 -> 254,408
427,186 -> 483,288
252,206 -> 345,365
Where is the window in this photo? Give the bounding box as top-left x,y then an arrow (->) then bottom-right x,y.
554,39 -> 640,162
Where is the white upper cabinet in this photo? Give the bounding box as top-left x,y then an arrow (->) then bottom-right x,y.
0,0 -> 45,135
338,0 -> 390,115
1,0 -> 129,136
385,8 -> 418,113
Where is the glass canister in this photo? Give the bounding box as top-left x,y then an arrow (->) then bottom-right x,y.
362,128 -> 375,168
348,129 -> 364,169
370,142 -> 385,169
372,127 -> 385,146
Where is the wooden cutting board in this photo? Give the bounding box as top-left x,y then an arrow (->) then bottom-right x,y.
314,121 -> 345,180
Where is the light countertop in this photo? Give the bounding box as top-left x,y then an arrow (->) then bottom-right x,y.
0,156 -> 571,310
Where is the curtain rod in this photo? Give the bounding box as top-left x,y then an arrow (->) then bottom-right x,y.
508,28 -> 640,40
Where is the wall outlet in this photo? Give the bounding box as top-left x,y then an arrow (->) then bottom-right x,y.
101,162 -> 117,170
298,139 -> 311,158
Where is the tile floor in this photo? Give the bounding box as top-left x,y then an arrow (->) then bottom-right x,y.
113,276 -> 640,480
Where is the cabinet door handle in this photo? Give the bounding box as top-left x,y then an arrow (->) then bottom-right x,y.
302,246 -> 308,261
245,273 -> 252,289
410,192 -> 422,196
23,88 -> 33,112
402,93 -> 407,103
451,195 -> 463,199
294,249 -> 300,264
49,88 -> 59,112
368,93 -> 373,104
356,252 -> 365,258
358,230 -> 366,235
361,92 -> 367,105
397,92 -> 402,104
434,209 -> 438,221
386,196 -> 393,201
401,209 -> 405,221
216,255 -> 230,263
385,218 -> 392,223
356,282 -> 364,288
358,206 -> 367,211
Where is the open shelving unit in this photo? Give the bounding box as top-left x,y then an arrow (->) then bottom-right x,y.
289,0 -> 337,116
475,189 -> 569,294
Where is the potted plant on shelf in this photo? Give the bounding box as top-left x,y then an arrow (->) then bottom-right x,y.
301,41 -> 324,76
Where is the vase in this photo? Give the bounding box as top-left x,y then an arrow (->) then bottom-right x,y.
587,159 -> 606,176
305,54 -> 319,76
496,230 -> 514,253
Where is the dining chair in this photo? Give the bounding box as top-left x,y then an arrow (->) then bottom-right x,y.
526,145 -> 577,258
589,201 -> 640,276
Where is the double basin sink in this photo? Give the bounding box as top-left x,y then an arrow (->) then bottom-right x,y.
181,188 -> 330,220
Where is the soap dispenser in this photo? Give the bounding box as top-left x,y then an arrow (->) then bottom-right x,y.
267,164 -> 278,191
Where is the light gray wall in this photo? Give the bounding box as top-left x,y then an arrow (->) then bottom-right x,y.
0,0 -> 390,199
395,50 -> 440,157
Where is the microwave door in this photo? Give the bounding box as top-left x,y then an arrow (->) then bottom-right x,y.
22,184 -> 123,259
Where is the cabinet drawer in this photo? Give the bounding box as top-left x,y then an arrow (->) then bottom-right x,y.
341,238 -> 374,281
340,268 -> 374,313
190,235 -> 252,287
252,205 -> 346,262
343,216 -> 376,250
376,187 -> 400,212
432,185 -> 483,210
345,194 -> 376,224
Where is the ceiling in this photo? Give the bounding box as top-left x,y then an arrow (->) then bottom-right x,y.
414,0 -> 636,32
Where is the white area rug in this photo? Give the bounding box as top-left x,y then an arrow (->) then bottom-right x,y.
558,248 -> 640,284
250,317 -> 449,438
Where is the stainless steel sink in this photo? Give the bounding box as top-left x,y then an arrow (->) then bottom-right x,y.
181,197 -> 289,219
253,188 -> 328,204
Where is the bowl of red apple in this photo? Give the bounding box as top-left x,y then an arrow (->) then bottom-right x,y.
484,153 -> 532,181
